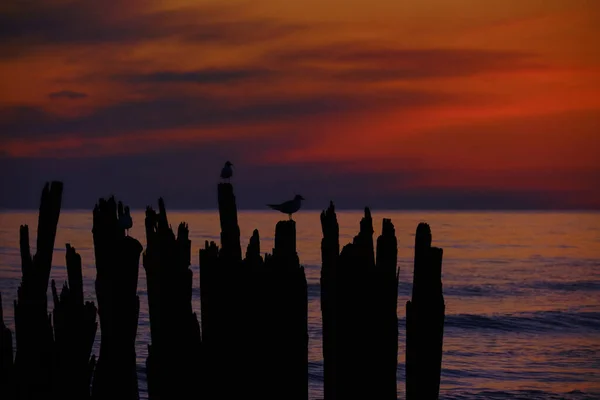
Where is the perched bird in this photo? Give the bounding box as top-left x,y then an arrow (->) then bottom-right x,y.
119,205 -> 133,236
267,195 -> 305,220
220,161 -> 233,181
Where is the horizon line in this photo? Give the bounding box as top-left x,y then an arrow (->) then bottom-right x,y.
1,208 -> 599,212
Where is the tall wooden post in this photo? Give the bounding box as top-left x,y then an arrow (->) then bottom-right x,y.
51,244 -> 98,400
91,197 -> 143,400
320,205 -> 399,400
406,222 -> 445,400
143,198 -> 202,399
14,181 -> 62,399
0,292 -> 15,400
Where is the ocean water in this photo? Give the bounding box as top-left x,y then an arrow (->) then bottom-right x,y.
0,210 -> 599,399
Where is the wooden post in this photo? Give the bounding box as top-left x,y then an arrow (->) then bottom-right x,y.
320,201 -> 339,400
51,244 -> 98,400
406,222 -> 445,400
263,220 -> 308,400
374,218 -> 400,399
14,181 -> 62,399
0,292 -> 15,400
143,198 -> 202,399
320,205 -> 399,400
199,183 -> 245,399
217,183 -> 242,263
91,196 -> 143,400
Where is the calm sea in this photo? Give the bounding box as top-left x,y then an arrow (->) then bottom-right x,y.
1,210 -> 599,399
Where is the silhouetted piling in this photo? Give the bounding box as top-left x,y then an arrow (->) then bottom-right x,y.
0,293 -> 15,400
218,183 -> 242,263
263,219 -> 308,400
320,201 -> 339,400
13,181 -> 62,399
320,204 -> 399,400
405,223 -> 445,400
143,198 -> 202,399
91,197 -> 143,400
199,183 -> 246,398
51,244 -> 98,400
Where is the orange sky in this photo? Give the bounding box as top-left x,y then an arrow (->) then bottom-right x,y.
0,0 -> 599,209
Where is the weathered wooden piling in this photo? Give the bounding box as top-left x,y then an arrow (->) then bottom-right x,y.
0,292 -> 15,400
405,222 -> 445,400
51,244 -> 98,400
375,219 -> 400,399
320,204 -> 399,400
199,183 -> 248,399
320,201 -> 340,400
143,198 -> 202,399
91,197 -> 143,400
263,219 -> 308,400
217,182 -> 242,263
13,181 -> 62,399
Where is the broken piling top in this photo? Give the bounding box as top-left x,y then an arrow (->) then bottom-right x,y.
350,207 -> 375,269
65,243 -> 84,306
274,220 -> 297,261
246,229 -> 261,260
217,182 -> 242,262
320,201 -> 340,277
19,180 -> 63,292
0,292 -> 4,325
92,195 -> 143,288
37,180 -> 63,276
412,222 -> 444,304
177,222 -> 192,267
415,222 -> 432,250
376,218 -> 398,275
320,201 -> 339,242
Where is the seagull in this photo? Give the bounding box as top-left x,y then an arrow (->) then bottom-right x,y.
119,205 -> 133,236
220,161 -> 233,182
267,195 -> 305,220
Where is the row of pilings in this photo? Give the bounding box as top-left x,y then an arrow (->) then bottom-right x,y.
0,181 -> 445,400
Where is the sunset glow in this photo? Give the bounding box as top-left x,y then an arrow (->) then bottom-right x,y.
1,0 -> 599,209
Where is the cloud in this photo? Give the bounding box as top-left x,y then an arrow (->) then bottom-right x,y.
114,68 -> 274,85
271,45 -> 544,80
0,88 -> 456,141
48,90 -> 88,100
0,1 -> 307,58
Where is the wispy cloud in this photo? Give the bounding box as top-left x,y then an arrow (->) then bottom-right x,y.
48,90 -> 88,99
114,68 -> 275,85
272,45 -> 544,80
0,87 -> 456,142
0,1 -> 307,58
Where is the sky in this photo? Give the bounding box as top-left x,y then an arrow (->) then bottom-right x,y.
0,0 -> 599,209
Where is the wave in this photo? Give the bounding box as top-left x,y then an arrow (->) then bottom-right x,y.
443,311 -> 600,334
526,280 -> 600,292
440,389 -> 599,400
443,280 -> 600,298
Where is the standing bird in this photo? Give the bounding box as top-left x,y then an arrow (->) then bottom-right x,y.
119,205 -> 133,236
220,161 -> 233,182
267,195 -> 305,220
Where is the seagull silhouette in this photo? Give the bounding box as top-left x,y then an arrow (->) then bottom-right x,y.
267,195 -> 305,220
220,161 -> 233,181
119,205 -> 133,236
